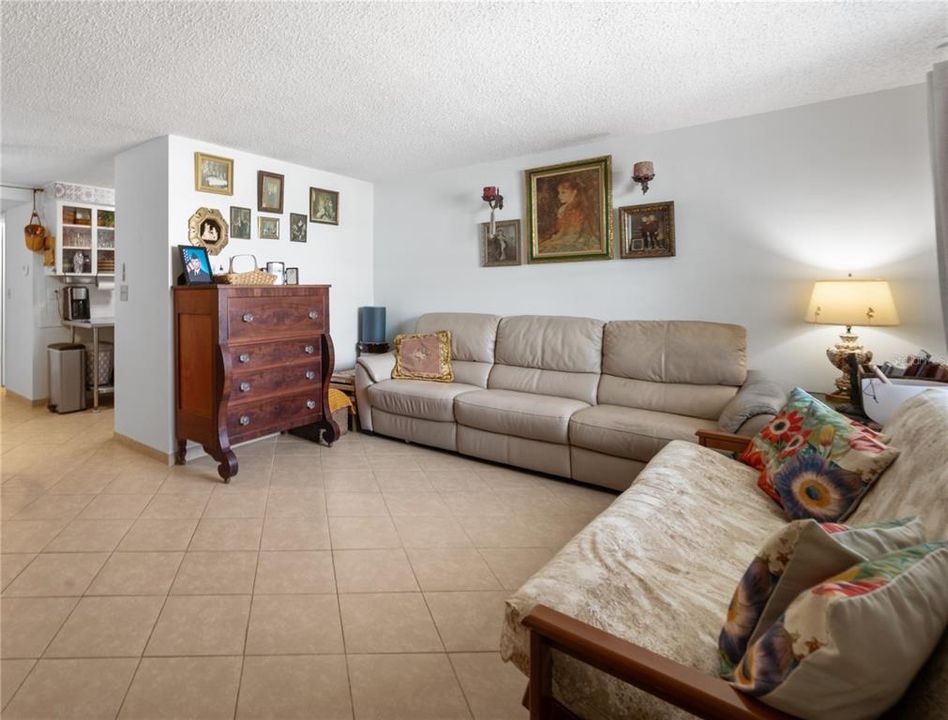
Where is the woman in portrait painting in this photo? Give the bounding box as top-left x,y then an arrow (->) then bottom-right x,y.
539,176 -> 598,253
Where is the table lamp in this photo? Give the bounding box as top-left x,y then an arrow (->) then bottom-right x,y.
805,278 -> 900,401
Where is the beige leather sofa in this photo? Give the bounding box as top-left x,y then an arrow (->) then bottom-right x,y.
501,390 -> 948,719
355,313 -> 786,490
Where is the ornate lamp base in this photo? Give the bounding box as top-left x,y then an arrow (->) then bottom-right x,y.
826,331 -> 871,401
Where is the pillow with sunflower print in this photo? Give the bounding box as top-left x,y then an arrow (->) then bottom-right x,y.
732,542 -> 948,719
739,388 -> 900,522
718,516 -> 925,679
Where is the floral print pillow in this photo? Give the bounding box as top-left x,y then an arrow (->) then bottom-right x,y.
718,517 -> 924,679
739,388 -> 900,522
732,542 -> 948,719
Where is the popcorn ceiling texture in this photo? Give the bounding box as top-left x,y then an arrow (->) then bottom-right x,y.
1,1 -> 944,186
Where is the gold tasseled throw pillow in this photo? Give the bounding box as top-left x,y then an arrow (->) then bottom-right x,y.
392,330 -> 454,382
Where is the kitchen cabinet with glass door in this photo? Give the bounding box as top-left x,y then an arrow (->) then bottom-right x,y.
56,202 -> 115,277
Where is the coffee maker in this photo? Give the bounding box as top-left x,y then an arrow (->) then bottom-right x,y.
63,286 -> 91,321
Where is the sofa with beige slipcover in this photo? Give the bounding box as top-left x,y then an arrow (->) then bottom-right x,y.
500,390 -> 948,719
355,312 -> 787,490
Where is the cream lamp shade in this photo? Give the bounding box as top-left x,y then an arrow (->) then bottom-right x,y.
804,279 -> 900,329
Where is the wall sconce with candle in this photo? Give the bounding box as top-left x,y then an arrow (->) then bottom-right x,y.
481,186 -> 504,240
632,161 -> 655,194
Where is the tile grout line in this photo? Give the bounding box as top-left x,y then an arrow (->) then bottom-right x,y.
113,456 -> 240,720
232,445 -> 275,720
9,460 -> 171,717
325,447 -> 358,720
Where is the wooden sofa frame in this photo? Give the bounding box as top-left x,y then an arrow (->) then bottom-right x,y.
521,430 -> 796,720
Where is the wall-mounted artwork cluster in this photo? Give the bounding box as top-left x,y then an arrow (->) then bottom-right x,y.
192,151 -> 340,246
479,154 -> 675,267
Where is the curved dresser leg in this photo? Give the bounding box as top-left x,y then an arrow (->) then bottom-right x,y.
316,419 -> 340,447
203,444 -> 238,483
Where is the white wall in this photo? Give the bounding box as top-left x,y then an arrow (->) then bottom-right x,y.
1,201 -> 71,401
374,84 -> 946,391
115,136 -> 172,452
115,135 -> 374,456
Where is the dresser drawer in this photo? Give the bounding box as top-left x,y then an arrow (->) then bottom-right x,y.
229,338 -> 321,370
227,392 -> 323,441
228,295 -> 326,341
230,363 -> 321,403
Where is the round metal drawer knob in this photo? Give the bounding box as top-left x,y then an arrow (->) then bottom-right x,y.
306,400 -> 316,410
304,345 -> 315,354
242,312 -> 254,323
239,382 -> 251,392
238,353 -> 251,363
239,415 -> 251,426
308,311 -> 319,320
305,371 -> 316,380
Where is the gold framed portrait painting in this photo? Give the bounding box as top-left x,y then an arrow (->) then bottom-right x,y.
194,153 -> 233,195
525,155 -> 612,263
617,202 -> 676,259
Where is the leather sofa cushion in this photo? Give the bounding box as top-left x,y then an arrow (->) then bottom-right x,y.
366,379 -> 481,422
495,316 -> 604,373
455,389 -> 589,444
489,364 -> 600,405
597,375 -> 737,419
416,312 -> 501,363
569,404 -> 718,463
451,360 -> 492,388
602,321 -> 747,386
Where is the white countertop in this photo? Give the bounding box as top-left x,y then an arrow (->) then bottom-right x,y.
62,317 -> 115,329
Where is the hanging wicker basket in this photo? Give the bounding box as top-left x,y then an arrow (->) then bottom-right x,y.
24,211 -> 46,252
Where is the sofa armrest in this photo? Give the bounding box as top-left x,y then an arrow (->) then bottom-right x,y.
356,352 -> 396,384
696,430 -> 752,454
523,605 -> 794,720
718,370 -> 787,435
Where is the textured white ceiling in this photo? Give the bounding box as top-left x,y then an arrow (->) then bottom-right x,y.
1,1 -> 945,187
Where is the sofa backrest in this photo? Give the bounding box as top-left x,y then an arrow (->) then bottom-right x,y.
598,321 -> 747,419
490,315 -> 605,404
848,390 -> 948,541
415,312 -> 501,387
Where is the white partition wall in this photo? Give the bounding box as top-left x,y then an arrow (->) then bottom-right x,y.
114,137 -> 173,454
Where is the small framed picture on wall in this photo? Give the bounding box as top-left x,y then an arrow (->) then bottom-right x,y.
194,152 -> 234,195
290,213 -> 307,243
258,216 -> 280,240
480,219 -> 521,267
258,171 -> 285,213
309,187 -> 339,225
617,201 -> 675,259
230,206 -> 251,239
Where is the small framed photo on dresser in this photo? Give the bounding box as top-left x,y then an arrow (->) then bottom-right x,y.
285,267 -> 299,285
178,245 -> 213,285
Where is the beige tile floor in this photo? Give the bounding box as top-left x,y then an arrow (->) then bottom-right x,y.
0,392 -> 616,719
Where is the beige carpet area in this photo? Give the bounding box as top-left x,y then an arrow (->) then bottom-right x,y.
0,392 -> 615,719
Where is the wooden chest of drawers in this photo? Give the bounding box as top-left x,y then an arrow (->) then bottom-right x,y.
173,285 -> 338,481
